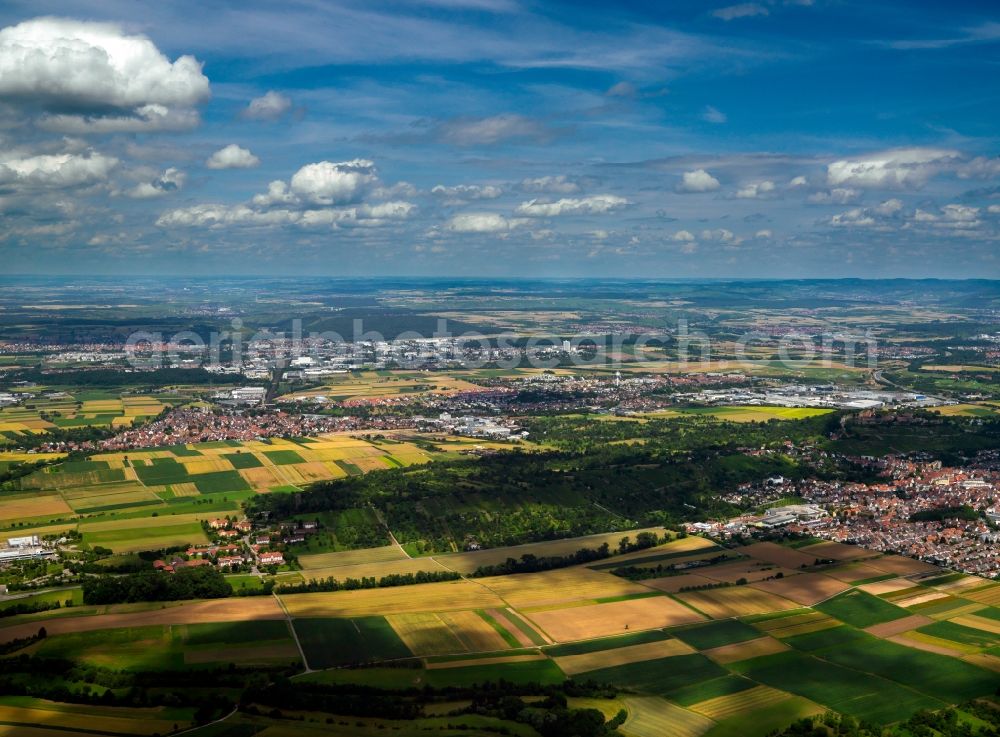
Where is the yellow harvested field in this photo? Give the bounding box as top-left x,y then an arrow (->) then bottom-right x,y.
895,590 -> 950,608
932,575 -> 993,594
0,492 -> 72,522
526,596 -> 704,642
440,610 -> 512,652
481,567 -> 652,609
386,609 -> 510,656
298,545 -> 409,569
866,555 -> 940,576
179,459 -> 234,474
765,616 -> 840,639
742,542 -> 818,569
677,587 -> 800,619
963,654 -> 1000,673
642,574 -> 716,593
553,638 -> 695,676
434,527 -> 670,573
928,602 -> 984,621
0,702 -> 184,737
0,452 -> 65,464
951,614 -> 1000,635
620,696 -> 715,737
703,636 -> 788,664
822,562 -> 890,583
0,597 -> 284,643
798,541 -> 875,561
386,613 -> 464,656
858,577 -> 915,595
964,584 -> 1000,607
864,614 -> 934,638
238,467 -> 287,488
280,579 -> 503,618
749,573 -> 851,605
60,482 -> 147,500
690,686 -> 791,720
753,610 -> 825,632
79,512 -> 208,533
299,557 -> 448,582
68,490 -> 159,510
486,608 -> 536,647
889,633 -> 972,657
699,561 -> 798,584
608,535 -> 717,565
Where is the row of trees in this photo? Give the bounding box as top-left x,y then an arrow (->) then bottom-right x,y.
81,566 -> 232,604
274,569 -> 461,594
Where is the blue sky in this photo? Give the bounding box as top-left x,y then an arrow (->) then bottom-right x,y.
0,0 -> 997,277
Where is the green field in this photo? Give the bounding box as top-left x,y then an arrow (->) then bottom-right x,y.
673,619 -> 763,650
224,452 -> 264,469
263,449 -> 306,465
293,616 -> 412,668
33,622 -> 299,671
423,659 -> 566,688
192,470 -> 252,494
585,654 -> 729,698
815,589 -> 909,628
734,650 -> 945,724
916,620 -> 1000,648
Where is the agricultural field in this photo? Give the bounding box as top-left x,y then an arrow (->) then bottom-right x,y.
669,406 -> 835,423
0,390 -> 174,443
0,697 -> 193,736
33,620 -> 299,670
0,431 -> 438,552
0,525 -> 998,736
676,586 -> 800,619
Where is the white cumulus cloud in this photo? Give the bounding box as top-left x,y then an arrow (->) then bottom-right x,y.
206,144 -> 260,170
126,167 -> 185,199
874,198 -> 904,216
0,18 -> 209,131
677,169 -> 720,193
0,150 -> 118,189
521,175 -> 580,194
828,208 -> 876,228
735,180 -> 775,199
288,159 -> 378,206
431,184 -> 503,203
514,195 -> 629,217
807,188 -> 861,205
445,212 -> 528,233
243,91 -> 292,121
827,147 -> 959,189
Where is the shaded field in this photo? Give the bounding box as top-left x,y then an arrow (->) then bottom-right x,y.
0,597 -> 284,644
293,616 -> 411,668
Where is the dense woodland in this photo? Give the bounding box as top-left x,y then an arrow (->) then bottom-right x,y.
248,415 -> 868,553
